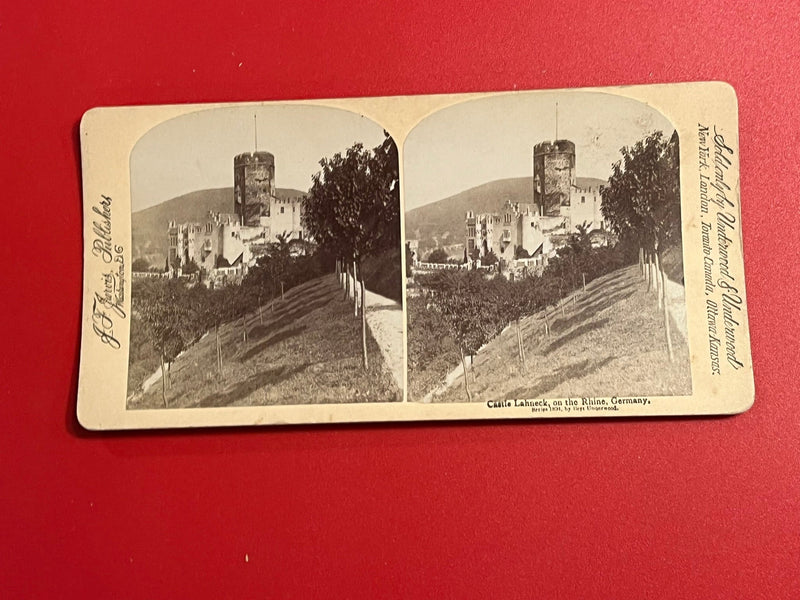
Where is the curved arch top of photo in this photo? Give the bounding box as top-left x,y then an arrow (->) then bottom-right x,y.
126,104 -> 403,410
403,91 -> 690,404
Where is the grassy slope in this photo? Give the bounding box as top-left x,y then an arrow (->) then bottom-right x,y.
428,264 -> 692,403
131,186 -> 307,267
405,176 -> 606,254
127,274 -> 399,409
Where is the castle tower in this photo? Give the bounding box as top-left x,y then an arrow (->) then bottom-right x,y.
533,140 -> 576,218
234,151 -> 276,226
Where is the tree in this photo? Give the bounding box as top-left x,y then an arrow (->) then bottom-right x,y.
303,134 -> 400,369
132,257 -> 150,272
249,233 -> 292,308
514,246 -> 530,260
426,248 -> 449,264
601,130 -> 681,360
202,287 -> 236,376
482,250 -> 499,267
496,276 -> 542,370
233,284 -> 256,344
182,258 -> 200,275
423,270 -> 498,401
134,279 -> 196,406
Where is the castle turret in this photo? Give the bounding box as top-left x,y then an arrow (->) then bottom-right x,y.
533,140 -> 576,218
234,151 -> 275,226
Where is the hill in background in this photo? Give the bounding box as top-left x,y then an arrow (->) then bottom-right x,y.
132,187 -> 307,268
405,176 -> 606,258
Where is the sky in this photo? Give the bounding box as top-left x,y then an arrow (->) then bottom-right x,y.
130,104 -> 388,212
402,91 -> 675,211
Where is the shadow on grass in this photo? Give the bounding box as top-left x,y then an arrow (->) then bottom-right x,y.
252,277 -> 335,322
275,295 -> 333,324
543,318 -> 610,355
578,289 -> 635,317
240,325 -> 308,361
504,356 -> 616,399
196,363 -> 310,407
550,288 -> 634,333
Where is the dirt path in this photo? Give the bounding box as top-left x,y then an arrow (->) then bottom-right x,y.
363,289 -> 404,392
344,269 -> 404,392
663,277 -> 687,341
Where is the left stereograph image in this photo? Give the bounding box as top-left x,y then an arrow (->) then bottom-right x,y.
126,105 -> 403,409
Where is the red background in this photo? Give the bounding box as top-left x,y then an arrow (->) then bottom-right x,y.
2,1 -> 798,597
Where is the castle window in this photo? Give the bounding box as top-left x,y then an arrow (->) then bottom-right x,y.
281,207 -> 285,214
581,196 -> 586,204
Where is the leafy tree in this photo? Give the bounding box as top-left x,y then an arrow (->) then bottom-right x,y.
251,233 -> 291,306
426,248 -> 449,264
134,279 -> 196,406
303,134 -> 400,369
482,250 -> 499,266
182,258 -> 200,275
422,270 -> 498,401
132,257 -> 150,272
601,130 -> 681,360
496,276 -> 542,370
202,287 -> 236,376
233,284 -> 256,344
303,134 -> 400,266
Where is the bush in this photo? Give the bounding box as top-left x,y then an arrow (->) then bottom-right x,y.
482,250 -> 498,266
132,257 -> 151,272
425,248 -> 450,264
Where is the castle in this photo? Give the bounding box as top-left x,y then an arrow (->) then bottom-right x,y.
168,150 -> 308,285
465,139 -> 608,270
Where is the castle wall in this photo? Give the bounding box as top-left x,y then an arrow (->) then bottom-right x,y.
269,196 -> 305,240
569,185 -> 604,231
169,213 -> 241,272
520,213 -> 545,256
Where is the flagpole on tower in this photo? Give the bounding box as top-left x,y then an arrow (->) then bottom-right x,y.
254,114 -> 258,152
555,102 -> 559,141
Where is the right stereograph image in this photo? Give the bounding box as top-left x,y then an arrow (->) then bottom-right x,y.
403,92 -> 692,403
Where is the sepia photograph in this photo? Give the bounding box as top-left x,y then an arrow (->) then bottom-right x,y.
404,91 -> 692,403
77,83 -> 750,429
125,105 -> 403,409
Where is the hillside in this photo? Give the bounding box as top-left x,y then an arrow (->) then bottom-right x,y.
405,176 -> 607,256
127,275 -> 398,409
132,186 -> 307,267
413,264 -> 691,403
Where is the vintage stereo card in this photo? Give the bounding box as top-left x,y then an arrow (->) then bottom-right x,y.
77,81 -> 753,430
